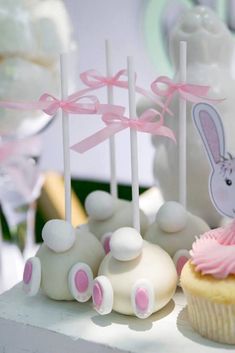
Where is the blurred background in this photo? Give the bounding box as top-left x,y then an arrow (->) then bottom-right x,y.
0,0 -> 234,293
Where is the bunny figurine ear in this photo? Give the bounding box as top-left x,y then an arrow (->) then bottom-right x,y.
192,103 -> 225,169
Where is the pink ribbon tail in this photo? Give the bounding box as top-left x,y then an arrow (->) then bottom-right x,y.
151,125 -> 176,143
179,86 -> 225,103
151,76 -> 225,113
71,109 -> 176,154
71,124 -> 125,153
0,100 -> 51,111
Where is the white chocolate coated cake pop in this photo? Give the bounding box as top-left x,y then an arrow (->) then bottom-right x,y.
23,219 -> 105,301
92,227 -> 178,319
144,201 -> 210,276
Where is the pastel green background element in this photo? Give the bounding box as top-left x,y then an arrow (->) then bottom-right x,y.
144,0 -> 228,76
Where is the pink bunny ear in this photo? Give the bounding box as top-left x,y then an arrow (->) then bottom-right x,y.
192,103 -> 225,168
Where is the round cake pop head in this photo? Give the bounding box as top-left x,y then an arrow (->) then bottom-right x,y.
92,228 -> 177,319
84,191 -> 149,253
156,201 -> 187,233
42,219 -> 76,253
193,103 -> 235,218
110,227 -> 143,261
23,219 -> 105,301
85,190 -> 115,221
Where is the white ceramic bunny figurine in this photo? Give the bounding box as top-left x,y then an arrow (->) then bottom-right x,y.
151,6 -> 235,227
192,102 -> 235,218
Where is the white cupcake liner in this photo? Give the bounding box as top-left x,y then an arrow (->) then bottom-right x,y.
184,290 -> 235,345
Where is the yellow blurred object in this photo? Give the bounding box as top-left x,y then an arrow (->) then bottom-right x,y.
38,172 -> 87,227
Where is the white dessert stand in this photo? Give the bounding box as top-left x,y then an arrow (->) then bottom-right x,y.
0,284 -> 232,353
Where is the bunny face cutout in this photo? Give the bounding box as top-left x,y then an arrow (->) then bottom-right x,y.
193,103 -> 235,218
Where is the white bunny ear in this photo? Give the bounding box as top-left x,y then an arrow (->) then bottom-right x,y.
192,103 -> 225,169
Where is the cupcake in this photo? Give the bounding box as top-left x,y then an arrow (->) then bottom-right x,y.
181,222 -> 235,345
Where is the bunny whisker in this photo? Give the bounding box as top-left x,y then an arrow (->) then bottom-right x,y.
222,167 -> 228,177
220,155 -> 228,162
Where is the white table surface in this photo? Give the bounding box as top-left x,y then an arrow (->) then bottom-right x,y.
0,284 -> 233,353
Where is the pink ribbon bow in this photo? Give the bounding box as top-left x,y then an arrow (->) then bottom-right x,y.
151,76 -> 224,112
73,69 -> 172,114
39,93 -> 100,115
0,93 -> 124,117
71,109 -> 176,154
80,69 -> 130,91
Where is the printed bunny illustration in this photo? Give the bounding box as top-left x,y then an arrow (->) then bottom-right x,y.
23,219 -> 105,301
193,103 -> 235,218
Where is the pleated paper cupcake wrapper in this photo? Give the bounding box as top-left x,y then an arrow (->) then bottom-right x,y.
184,290 -> 235,345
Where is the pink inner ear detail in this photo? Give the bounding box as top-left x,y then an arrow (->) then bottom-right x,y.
135,288 -> 149,312
103,236 -> 111,254
93,282 -> 103,308
176,256 -> 189,276
23,261 -> 33,284
75,270 -> 89,293
199,111 -> 221,164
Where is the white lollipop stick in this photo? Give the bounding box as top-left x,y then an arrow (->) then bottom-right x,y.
105,39 -> 117,199
60,53 -> 71,223
127,56 -> 140,233
179,41 -> 187,208
0,217 -> 3,290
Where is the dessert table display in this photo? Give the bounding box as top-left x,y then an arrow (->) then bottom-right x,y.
0,4 -> 234,352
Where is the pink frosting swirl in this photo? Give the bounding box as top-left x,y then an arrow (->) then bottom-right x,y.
190,221 -> 235,279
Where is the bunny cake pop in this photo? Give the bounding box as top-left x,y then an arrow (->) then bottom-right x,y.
23,53 -> 105,302
23,219 -> 105,301
92,227 -> 177,318
91,56 -> 178,319
77,41 -> 149,252
83,190 -> 149,253
144,201 -> 210,277
144,40 -> 210,277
